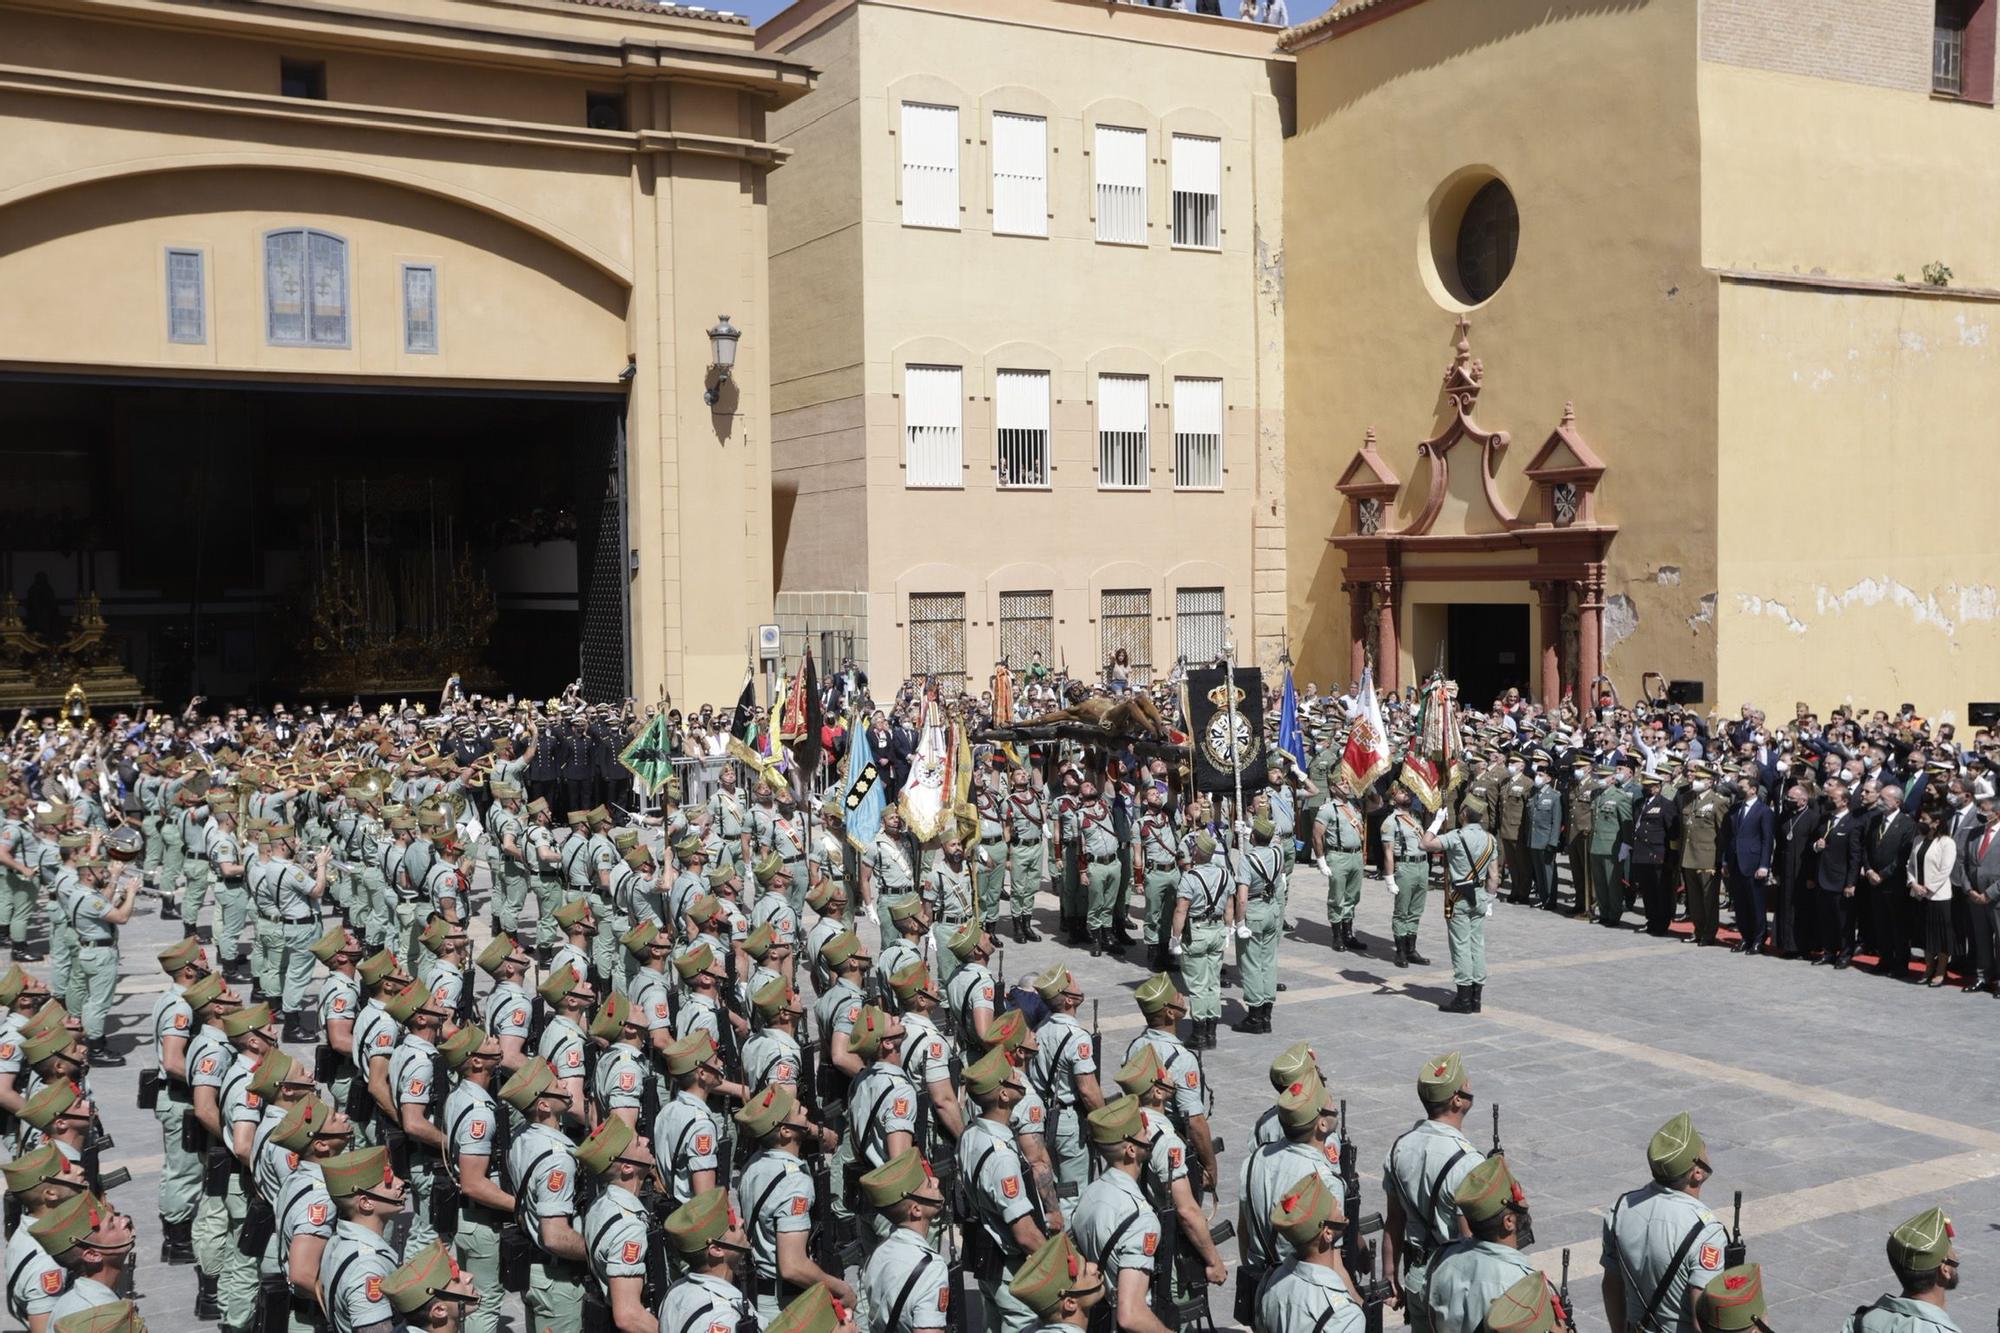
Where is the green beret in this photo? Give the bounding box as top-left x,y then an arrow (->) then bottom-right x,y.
1251,815 -> 1275,839
1453,1155 -> 1520,1223
221,1002 -> 273,1038
382,983 -> 442,1026
1032,964 -> 1073,1005
673,943 -> 716,981
158,937 -> 205,973
1483,1271 -> 1556,1333
30,1189 -> 106,1254
860,1146 -> 932,1208
553,898 -> 593,929
475,936 -> 519,976
52,1300 -> 144,1333
819,931 -> 865,969
538,964 -> 582,1005
576,1116 -> 636,1176
751,976 -> 803,1020
622,921 -> 662,959
704,865 -> 734,889
667,1032 -> 718,1077
0,964 -> 27,1006
946,920 -> 983,959
964,1047 -> 1015,1097
1646,1112 -> 1705,1183
1887,1206 -> 1954,1273
849,1006 -> 901,1058
664,1186 -> 733,1254
1114,1043 -> 1165,1096
321,1146 -> 394,1199
1277,1070 -> 1332,1131
735,1084 -> 798,1139
754,852 -> 784,886
1087,1094 -> 1144,1146
1135,973 -> 1180,1017
358,950 -> 399,987
589,992 -> 635,1042
438,1024 -> 488,1070
272,1097 -> 335,1152
887,960 -> 934,1002
499,1059 -> 559,1111
247,1049 -> 298,1099
22,1026 -> 74,1068
180,971 -> 226,1012
982,1009 -> 1032,1055
2,1143 -> 66,1196
1010,1233 -> 1087,1316
886,894 -> 924,924
383,1239 -> 461,1315
767,1282 -> 839,1333
1695,1266 -> 1765,1332
307,927 -> 351,965
1418,1052 -> 1468,1106
1272,1170 -> 1341,1247
743,923 -> 776,961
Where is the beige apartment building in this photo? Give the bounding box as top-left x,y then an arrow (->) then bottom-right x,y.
759,0 -> 1293,691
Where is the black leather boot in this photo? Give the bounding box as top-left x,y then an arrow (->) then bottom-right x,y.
90,1038 -> 126,1068
1392,937 -> 1409,969
162,1215 -> 197,1265
1013,916 -> 1029,944
1440,985 -> 1474,1014
1406,937 -> 1432,966
196,1271 -> 221,1320
160,896 -> 180,921
1470,984 -> 1484,1013
1019,916 -> 1042,943
1328,923 -> 1347,953
1089,929 -> 1103,958
1346,927 -> 1370,955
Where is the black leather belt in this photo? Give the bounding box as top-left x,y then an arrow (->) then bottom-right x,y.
1088,854 -> 1119,865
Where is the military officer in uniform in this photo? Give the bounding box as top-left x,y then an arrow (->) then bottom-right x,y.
960,1046 -> 1049,1333
864,814 -> 920,952
1590,767 -> 1633,927
149,937 -> 207,1265
64,850 -> 134,1066
969,766 -> 1009,935
1315,784 -> 1370,954
1680,764 -> 1733,947
317,1145 -> 406,1333
1006,1233 -> 1104,1333
658,1187 -> 755,1333
4,1143 -> 82,1333
1564,760 -> 1598,920
1843,1208 -> 1962,1333
922,840 -> 975,989
1601,1113 -> 1729,1333
737,1084 -> 854,1320
1238,1072 -> 1340,1286
1134,785 -> 1183,970
858,1147 -> 951,1333
1026,965 -> 1103,1193
1167,835 -> 1233,1049
1381,1053 -> 1483,1333
1234,818 -> 1286,1035
1421,808 -> 1499,1015
577,1117 -> 659,1333
943,922 -> 999,1048
1068,1096 -> 1168,1333
1381,787 -> 1433,969
1258,1171 -> 1363,1333
1524,766 -> 1563,911
501,1059 -> 588,1333
1497,757 -> 1533,905
385,979 -> 449,1253
1004,770 -> 1049,945
1630,775 -> 1681,937
1121,974 -> 1217,1196
1423,1157 -> 1545,1333
438,1023 -> 512,1333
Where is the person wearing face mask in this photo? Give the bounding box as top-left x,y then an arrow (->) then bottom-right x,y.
1497,755 -> 1533,906
657,1187 -> 756,1333
577,1117 -> 664,1333
31,1190 -> 134,1324
1421,1157 -> 1552,1333
1679,764 -> 1733,948
1841,1207 -> 1962,1333
382,1239 -> 481,1333
1007,1233 -> 1105,1333
1724,771 -> 1776,955
1600,1114 -> 1728,1333
1524,765 -> 1562,912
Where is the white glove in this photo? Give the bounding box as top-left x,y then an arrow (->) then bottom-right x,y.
1168,938 -> 1183,957
1317,857 -> 1330,877
1483,902 -> 1495,918
1427,809 -> 1448,836
1233,922 -> 1251,940
1234,820 -> 1252,844
977,847 -> 991,868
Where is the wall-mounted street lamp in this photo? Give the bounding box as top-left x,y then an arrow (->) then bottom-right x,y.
704,315 -> 741,407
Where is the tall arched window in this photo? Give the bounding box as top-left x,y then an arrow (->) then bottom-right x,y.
265,228 -> 350,347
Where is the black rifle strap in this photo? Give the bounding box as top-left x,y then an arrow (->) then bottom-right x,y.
1418,1148 -> 1470,1248
8,1250 -> 62,1322
1636,1218 -> 1708,1333
885,1248 -> 943,1333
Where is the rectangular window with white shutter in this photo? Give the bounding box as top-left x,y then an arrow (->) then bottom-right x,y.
995,369 -> 1050,489
903,364 -> 963,489
900,102 -> 959,230
1093,125 -> 1147,245
991,112 -> 1047,238
1097,373 -> 1150,490
1173,377 -> 1223,489
1170,134 -> 1221,249
1176,587 -> 1226,664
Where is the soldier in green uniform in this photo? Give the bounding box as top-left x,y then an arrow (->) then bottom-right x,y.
1422,808 -> 1499,1015
501,1058 -> 588,1333
944,922 -> 999,1048
1842,1208 -> 1963,1333
967,769 -> 1007,940
960,1046 -> 1050,1333
1134,784 -> 1183,970
1007,1233 -> 1104,1333
737,1084 -> 855,1321
922,840 -> 975,990
1381,1053 -> 1483,1332
659,1185 -> 757,1333
1258,1170 -> 1363,1333
381,1237 -> 480,1331
1498,756 -> 1533,905
317,1145 -> 406,1333
438,1023 -> 512,1333
3,1144 -> 77,1333
1461,752 -> 1505,832
577,1117 -> 658,1333
1122,974 -> 1218,1197
654,1032 -> 730,1212
1484,1272 -> 1560,1333
1564,759 -> 1597,920
1524,765 -> 1563,911
1315,784 -> 1370,954
1680,763 -> 1733,947
0,790 -> 38,962
1590,766 -> 1633,928
64,850 -> 134,1066
1424,1157 -> 1545,1333
1693,1265 -> 1767,1333
1167,835 -> 1232,1049
41,830 -> 86,1012
1068,1096 -> 1168,1333
1233,818 -> 1285,1035
149,937 -> 207,1265
858,1147 -> 951,1333
1601,1113 -> 1729,1333
1382,787 -> 1433,969
1074,784 -> 1124,958
1026,965 -> 1102,1193
384,979 -> 448,1254
488,782 -> 531,942
1238,1071 -> 1340,1285
177,789 -> 216,946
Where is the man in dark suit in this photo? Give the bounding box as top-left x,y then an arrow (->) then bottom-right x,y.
1724,767 -> 1776,953
1949,783 -> 1989,990
1864,786 -> 1917,978
1813,779 -> 1865,968
1775,782 -> 1822,958
560,713 -> 594,817
1963,792 -> 2000,994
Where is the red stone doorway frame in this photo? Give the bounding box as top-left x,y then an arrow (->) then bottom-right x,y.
1329,320 -> 1616,708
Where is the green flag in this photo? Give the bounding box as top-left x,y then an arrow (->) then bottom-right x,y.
619,711 -> 678,798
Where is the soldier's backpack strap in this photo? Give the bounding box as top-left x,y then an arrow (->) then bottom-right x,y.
1417,1147 -> 1471,1249
7,1249 -> 63,1323
1636,1217 -> 1708,1333
1309,1298 -> 1348,1333
326,1252 -> 366,1328
885,1247 -> 946,1333
1097,1202 -> 1148,1282
748,1160 -> 795,1236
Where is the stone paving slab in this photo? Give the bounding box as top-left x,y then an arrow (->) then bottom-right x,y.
73,860 -> 1999,1332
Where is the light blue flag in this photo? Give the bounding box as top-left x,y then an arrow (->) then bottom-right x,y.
839,710 -> 886,852
1277,666 -> 1306,771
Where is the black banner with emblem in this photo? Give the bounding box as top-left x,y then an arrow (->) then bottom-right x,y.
1184,667 -> 1269,795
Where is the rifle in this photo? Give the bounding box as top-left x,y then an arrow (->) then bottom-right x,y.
1336,1099 -> 1391,1333
1558,1248 -> 1578,1332
1724,1190 -> 1746,1267
1491,1104 -> 1503,1159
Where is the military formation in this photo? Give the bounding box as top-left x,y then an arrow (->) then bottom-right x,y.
0,679 -> 1994,1333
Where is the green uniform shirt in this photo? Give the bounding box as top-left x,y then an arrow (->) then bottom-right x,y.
1070,1170 -> 1159,1290
1240,1141 -> 1340,1272
1316,800 -> 1364,854
862,1227 -> 950,1333
1843,1295 -> 1966,1333
318,1219 -> 399,1333
653,1091 -> 723,1204
958,1116 -> 1035,1257
738,1149 -> 815,1288
1258,1259 -> 1365,1333
1424,1239 -> 1538,1333
1382,1120 -> 1483,1253
583,1183 -> 650,1286
1601,1184 -> 1728,1333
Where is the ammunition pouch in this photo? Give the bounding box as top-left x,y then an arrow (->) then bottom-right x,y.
1233,1266 -> 1264,1328
137,1068 -> 161,1111
962,1224 -> 1008,1284
385,1126 -> 411,1180
202,1146 -> 233,1197
181,1111 -> 207,1155
313,1044 -> 352,1087
239,1191 -> 276,1256
431,1172 -> 462,1243
500,1223 -> 535,1292
255,1273 -> 293,1333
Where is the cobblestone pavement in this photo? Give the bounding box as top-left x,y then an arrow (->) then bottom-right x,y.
86,863 -> 1997,1331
